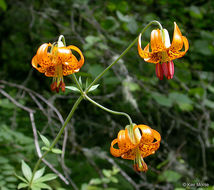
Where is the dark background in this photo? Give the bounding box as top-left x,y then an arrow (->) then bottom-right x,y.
0,0 -> 214,189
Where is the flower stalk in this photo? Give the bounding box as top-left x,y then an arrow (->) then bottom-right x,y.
29,20 -> 164,188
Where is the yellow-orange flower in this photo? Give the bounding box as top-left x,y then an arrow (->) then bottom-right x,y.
110,125 -> 161,172
138,22 -> 189,80
32,42 -> 84,92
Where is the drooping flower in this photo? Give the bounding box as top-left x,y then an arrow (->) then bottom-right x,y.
32,40 -> 84,92
138,22 -> 189,80
110,125 -> 161,172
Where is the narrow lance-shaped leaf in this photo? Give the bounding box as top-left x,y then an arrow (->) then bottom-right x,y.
38,132 -> 50,147
79,76 -> 82,86
14,173 -> 28,183
33,167 -> 46,181
21,160 -> 32,181
18,183 -> 29,189
32,183 -> 52,190
65,86 -> 80,92
34,173 -> 57,183
51,148 -> 62,154
88,84 -> 100,92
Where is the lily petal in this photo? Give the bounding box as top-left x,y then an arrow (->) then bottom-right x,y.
66,45 -> 84,68
163,29 -> 171,48
121,149 -> 136,160
138,33 -> 151,60
168,36 -> 189,60
110,139 -> 122,157
170,22 -> 183,51
150,29 -> 165,52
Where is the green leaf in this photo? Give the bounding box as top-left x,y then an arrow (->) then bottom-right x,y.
0,0 -> 7,11
14,173 -> 28,183
88,84 -> 100,92
169,92 -> 193,111
101,16 -> 119,32
194,40 -> 212,55
178,103 -> 193,111
158,170 -> 181,183
79,76 -> 82,86
102,169 -> 111,178
110,176 -> 118,183
101,177 -> 110,183
41,146 -> 50,151
89,178 -> 102,185
210,122 -> 214,130
189,87 -> 204,98
156,160 -> 169,169
18,183 -> 28,189
38,133 -> 50,147
127,19 -> 138,34
116,11 -> 131,22
65,86 -> 80,92
151,92 -> 172,107
189,6 -> 203,19
207,85 -> 214,93
112,166 -> 120,175
21,160 -> 32,181
34,174 -> 57,183
32,183 -> 52,190
123,81 -> 140,92
169,92 -> 192,104
204,99 -> 214,109
33,167 -> 45,181
51,148 -> 62,154
32,188 -> 41,190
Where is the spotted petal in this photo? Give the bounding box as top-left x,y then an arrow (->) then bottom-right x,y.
150,29 -> 165,52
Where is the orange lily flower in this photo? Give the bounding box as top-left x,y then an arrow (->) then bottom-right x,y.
110,125 -> 161,172
138,22 -> 189,80
32,42 -> 84,92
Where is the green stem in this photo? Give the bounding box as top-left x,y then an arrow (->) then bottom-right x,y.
85,20 -> 162,93
29,96 -> 83,188
72,74 -> 84,96
84,94 -> 132,125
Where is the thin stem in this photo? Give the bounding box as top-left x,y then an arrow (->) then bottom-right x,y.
72,74 -> 84,96
85,94 -> 133,125
85,20 -> 163,93
29,96 -> 83,188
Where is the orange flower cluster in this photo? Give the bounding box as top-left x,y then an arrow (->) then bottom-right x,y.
110,125 -> 161,172
32,43 -> 84,92
138,22 -> 189,80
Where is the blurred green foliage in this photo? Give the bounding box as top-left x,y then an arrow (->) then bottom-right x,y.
0,0 -> 214,189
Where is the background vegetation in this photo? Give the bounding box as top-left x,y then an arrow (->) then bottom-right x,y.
0,0 -> 214,189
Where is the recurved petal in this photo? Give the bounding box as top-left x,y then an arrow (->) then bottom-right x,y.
37,43 -> 51,58
110,139 -> 123,157
168,36 -> 189,60
62,56 -> 80,76
150,29 -> 165,52
138,34 -> 151,60
139,129 -> 161,158
31,55 -> 46,73
170,22 -> 183,51
66,45 -> 84,68
135,125 -> 154,144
